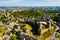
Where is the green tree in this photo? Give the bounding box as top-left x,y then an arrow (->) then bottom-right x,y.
10,36 -> 18,40
11,28 -> 16,34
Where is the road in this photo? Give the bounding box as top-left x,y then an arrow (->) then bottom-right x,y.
46,24 -> 60,40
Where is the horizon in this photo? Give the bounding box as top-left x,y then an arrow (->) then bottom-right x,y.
0,6 -> 60,7
0,6 -> 60,8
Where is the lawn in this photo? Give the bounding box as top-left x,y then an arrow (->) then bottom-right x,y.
0,26 -> 5,37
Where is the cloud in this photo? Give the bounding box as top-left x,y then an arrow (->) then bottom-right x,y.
0,0 -> 11,1
0,0 -> 60,6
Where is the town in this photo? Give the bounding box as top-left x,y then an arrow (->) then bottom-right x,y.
0,7 -> 60,40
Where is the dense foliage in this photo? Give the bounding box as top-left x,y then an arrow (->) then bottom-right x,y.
10,9 -> 42,17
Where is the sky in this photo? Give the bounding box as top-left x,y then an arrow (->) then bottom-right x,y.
0,0 -> 60,6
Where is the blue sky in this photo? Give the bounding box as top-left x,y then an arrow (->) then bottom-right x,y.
0,0 -> 60,6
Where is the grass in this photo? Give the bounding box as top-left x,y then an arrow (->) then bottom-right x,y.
55,35 -> 60,39
35,35 -> 45,40
34,28 -> 55,40
0,26 -> 5,37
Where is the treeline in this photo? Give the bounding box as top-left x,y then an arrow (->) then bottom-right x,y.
10,9 -> 42,17
10,9 -> 60,17
9,9 -> 60,22
0,9 -> 60,22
